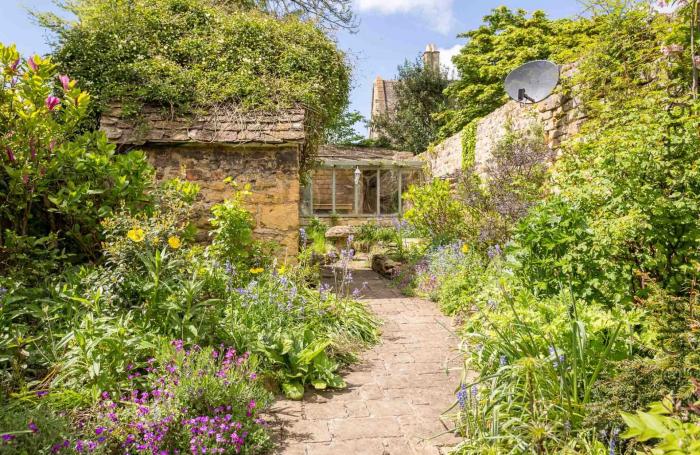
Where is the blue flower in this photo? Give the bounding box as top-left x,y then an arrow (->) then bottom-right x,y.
456,384 -> 467,409
499,355 -> 507,366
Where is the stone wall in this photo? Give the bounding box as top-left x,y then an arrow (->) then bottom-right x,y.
148,144 -> 300,255
420,64 -> 585,179
420,130 -> 463,179
100,105 -> 305,256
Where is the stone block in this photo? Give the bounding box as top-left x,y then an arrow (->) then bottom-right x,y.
259,203 -> 299,231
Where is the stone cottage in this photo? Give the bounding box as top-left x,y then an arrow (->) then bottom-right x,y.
100,105 -> 305,255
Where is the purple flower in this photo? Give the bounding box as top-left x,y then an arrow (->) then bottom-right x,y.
1,434 -> 15,442
58,74 -> 72,91
171,339 -> 184,352
10,57 -> 20,72
36,390 -> 48,398
499,355 -> 507,366
95,427 -> 106,436
45,96 -> 61,111
456,384 -> 467,409
6,147 -> 15,163
28,422 -> 38,433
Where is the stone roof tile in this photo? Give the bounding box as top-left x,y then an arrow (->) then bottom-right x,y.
100,104 -> 306,146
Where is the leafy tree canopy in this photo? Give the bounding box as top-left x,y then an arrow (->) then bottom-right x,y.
323,109 -> 367,145
35,0 -> 351,142
371,58 -> 450,153
436,6 -> 596,141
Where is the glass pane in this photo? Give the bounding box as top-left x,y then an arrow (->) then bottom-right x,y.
361,170 -> 378,214
334,169 -> 355,214
400,170 -> 420,214
312,169 -> 333,214
301,181 -> 313,216
380,170 -> 399,214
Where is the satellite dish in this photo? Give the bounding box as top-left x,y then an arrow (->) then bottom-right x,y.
505,60 -> 560,104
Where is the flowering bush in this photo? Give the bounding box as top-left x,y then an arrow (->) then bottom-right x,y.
0,42 -> 151,278
403,179 -> 472,246
0,342 -> 272,454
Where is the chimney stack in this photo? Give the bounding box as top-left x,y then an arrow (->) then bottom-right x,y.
422,44 -> 440,73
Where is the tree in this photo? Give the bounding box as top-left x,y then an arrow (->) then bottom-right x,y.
436,7 -> 595,140
323,109 -> 367,145
242,0 -> 356,31
370,58 -> 450,153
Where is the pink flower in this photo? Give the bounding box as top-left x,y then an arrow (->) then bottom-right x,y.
45,96 -> 60,111
5,147 -> 15,163
10,58 -> 20,72
27,55 -> 39,72
58,74 -> 72,91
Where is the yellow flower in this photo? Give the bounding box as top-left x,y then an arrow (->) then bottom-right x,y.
127,228 -> 145,243
168,236 -> 182,249
278,265 -> 287,275
249,267 -> 264,275
461,243 -> 469,254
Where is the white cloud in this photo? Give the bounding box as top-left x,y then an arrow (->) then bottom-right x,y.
355,0 -> 456,34
437,43 -> 462,79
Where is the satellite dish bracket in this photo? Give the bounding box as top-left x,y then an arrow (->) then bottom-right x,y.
517,88 -> 536,103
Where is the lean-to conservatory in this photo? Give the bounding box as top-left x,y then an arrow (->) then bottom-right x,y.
301,146 -> 423,224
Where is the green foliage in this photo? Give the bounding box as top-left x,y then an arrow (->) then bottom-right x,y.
622,392 -> 700,455
323,109 -> 367,146
303,217 -> 329,255
36,0 -> 350,156
1,343 -> 273,454
457,123 -> 553,249
371,58 -> 451,153
403,179 -> 471,245
436,6 -> 595,139
512,6 -> 700,306
209,180 -> 266,267
452,263 -> 642,452
0,43 -> 152,277
460,119 -> 478,170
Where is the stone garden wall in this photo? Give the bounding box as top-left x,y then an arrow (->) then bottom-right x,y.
420,64 -> 584,179
101,105 -> 305,256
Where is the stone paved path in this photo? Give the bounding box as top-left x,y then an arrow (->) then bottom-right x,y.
270,267 -> 462,455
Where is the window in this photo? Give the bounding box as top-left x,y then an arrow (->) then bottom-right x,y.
302,166 -> 417,217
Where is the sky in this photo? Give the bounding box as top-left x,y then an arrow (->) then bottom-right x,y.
0,0 -> 585,135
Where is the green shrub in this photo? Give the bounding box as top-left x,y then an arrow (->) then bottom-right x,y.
403,179 -> 471,246
621,387 -> 700,455
453,276 -> 643,453
0,43 -> 152,278
209,179 -> 270,268
36,0 -> 351,173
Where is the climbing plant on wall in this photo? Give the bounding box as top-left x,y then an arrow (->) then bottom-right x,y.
435,6 -> 596,141
35,0 -> 351,174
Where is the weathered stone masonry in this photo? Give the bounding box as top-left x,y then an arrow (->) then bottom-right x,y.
100,105 -> 306,255
420,64 -> 585,179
